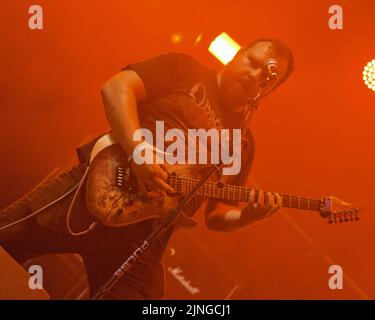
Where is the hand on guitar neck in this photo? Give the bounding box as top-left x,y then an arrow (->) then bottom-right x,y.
239,188 -> 283,225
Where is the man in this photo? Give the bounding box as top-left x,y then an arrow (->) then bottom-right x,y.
0,38 -> 294,299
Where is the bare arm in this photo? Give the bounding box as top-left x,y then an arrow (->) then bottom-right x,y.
101,70 -> 173,194
101,70 -> 146,155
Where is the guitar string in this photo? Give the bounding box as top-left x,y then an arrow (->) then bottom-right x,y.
168,176 -> 322,209
171,177 -> 358,217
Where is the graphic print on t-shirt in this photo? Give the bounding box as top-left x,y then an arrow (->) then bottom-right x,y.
188,82 -> 224,131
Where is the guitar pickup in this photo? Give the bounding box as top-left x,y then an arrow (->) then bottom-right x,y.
116,166 -> 130,187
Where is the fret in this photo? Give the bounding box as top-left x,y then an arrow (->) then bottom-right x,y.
241,186 -> 247,202
240,186 -> 244,201
174,176 -> 319,212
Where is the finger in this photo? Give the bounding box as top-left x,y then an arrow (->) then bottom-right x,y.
267,192 -> 275,206
276,193 -> 283,208
262,192 -> 274,213
159,164 -> 174,192
154,166 -> 168,181
159,163 -> 170,174
156,171 -> 175,193
257,190 -> 265,209
249,188 -> 256,204
262,204 -> 273,216
268,193 -> 282,215
153,177 -> 174,194
155,167 -> 175,193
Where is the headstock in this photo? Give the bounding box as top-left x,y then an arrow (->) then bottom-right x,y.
320,196 -> 361,224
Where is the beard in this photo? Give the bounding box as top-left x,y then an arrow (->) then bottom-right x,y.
220,79 -> 252,113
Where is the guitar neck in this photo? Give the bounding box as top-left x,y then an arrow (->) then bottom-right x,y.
171,176 -> 321,212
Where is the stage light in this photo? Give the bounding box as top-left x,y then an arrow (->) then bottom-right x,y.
363,60 -> 375,91
171,33 -> 182,44
194,33 -> 203,46
208,32 -> 241,65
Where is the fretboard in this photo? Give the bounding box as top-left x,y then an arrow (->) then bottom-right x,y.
169,176 -> 320,211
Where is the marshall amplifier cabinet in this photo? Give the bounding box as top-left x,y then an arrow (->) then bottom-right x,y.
163,230 -> 239,300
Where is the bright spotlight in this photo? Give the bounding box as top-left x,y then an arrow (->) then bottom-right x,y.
363,60 -> 375,91
208,32 -> 241,65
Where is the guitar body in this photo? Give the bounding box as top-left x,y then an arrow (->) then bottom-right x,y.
85,134 -> 203,228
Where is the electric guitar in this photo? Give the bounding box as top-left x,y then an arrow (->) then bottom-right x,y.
85,133 -> 361,227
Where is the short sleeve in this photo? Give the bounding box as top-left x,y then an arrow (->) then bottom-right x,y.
122,52 -> 199,99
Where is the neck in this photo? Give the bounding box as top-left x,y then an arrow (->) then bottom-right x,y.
168,175 -> 321,212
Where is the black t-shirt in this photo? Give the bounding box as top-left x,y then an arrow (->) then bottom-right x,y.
123,52 -> 255,194
74,53 -> 257,293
